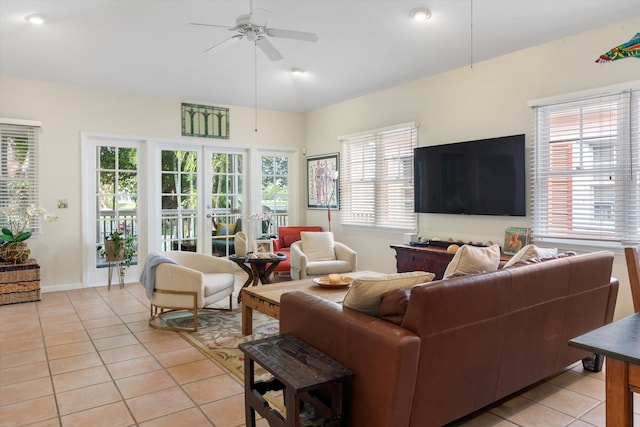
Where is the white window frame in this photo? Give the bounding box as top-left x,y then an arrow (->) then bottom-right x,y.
0,118 -> 42,236
531,86 -> 640,248
339,122 -> 418,231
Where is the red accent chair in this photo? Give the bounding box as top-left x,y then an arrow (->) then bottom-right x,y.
272,226 -> 323,274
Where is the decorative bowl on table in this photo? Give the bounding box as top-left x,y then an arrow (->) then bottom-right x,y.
312,275 -> 354,288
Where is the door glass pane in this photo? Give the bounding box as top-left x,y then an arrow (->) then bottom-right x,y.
161,150 -> 198,252
261,155 -> 289,235
211,152 -> 243,256
96,146 -> 138,266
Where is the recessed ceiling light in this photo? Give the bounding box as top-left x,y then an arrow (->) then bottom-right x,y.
411,8 -> 431,22
291,68 -> 306,76
25,14 -> 45,25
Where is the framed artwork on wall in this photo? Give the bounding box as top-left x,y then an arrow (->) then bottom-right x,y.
307,153 -> 339,210
181,102 -> 229,139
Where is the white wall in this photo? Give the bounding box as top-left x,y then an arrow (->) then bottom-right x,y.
303,16 -> 640,319
0,76 -> 305,291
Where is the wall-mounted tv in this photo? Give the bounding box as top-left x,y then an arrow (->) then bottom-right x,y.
414,134 -> 526,216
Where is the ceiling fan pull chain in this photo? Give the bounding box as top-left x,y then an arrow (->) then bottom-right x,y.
254,41 -> 258,133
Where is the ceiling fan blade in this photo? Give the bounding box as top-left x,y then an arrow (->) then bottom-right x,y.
189,22 -> 235,30
267,28 -> 318,42
255,37 -> 283,61
204,36 -> 241,54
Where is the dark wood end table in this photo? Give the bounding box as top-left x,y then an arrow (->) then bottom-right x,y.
239,333 -> 354,427
229,253 -> 287,302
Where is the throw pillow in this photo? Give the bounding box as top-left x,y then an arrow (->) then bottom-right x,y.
503,244 -> 558,268
300,232 -> 336,261
443,244 -> 501,279
376,288 -> 412,326
343,271 -> 435,316
216,222 -> 236,236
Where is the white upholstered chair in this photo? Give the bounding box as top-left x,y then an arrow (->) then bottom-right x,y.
144,251 -> 235,331
289,231 -> 357,280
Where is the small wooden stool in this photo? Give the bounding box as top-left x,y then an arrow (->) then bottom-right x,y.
239,334 -> 353,427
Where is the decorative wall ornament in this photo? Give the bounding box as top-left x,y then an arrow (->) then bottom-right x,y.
595,32 -> 640,63
181,103 -> 229,139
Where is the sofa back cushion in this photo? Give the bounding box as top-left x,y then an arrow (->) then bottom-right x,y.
301,231 -> 336,261
276,226 -> 323,249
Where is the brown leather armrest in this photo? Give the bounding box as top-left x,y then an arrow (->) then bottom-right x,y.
280,291 -> 420,427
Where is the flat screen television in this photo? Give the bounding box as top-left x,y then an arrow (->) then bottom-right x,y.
414,134 -> 526,216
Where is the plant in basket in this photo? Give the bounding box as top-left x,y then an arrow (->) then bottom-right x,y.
98,231 -> 137,271
0,184 -> 58,263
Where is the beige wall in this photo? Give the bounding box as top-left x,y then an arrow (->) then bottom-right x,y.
0,77 -> 305,290
0,16 -> 637,317
303,16 -> 640,318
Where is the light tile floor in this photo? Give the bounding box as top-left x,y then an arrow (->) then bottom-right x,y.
0,276 -> 638,427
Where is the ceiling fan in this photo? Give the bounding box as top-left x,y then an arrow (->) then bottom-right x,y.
190,0 -> 319,61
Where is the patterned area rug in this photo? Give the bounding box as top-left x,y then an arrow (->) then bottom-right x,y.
163,309 -> 279,380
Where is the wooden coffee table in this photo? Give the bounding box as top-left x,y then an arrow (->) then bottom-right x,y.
241,271 -> 377,335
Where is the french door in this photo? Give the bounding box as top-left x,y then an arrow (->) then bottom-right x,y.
82,133 -> 294,287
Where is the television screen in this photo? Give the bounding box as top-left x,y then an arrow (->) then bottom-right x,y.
414,134 -> 526,216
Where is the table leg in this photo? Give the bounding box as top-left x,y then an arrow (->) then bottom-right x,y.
605,357 -> 632,426
242,297 -> 253,336
235,262 -> 253,303
260,260 -> 281,284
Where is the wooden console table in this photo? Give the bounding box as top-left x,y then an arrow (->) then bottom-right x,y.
239,334 -> 354,427
390,244 -> 511,279
0,259 -> 41,305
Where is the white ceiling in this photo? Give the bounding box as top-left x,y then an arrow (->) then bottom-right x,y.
1,0 -> 639,113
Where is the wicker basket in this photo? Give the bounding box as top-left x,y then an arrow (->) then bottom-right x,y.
0,259 -> 40,305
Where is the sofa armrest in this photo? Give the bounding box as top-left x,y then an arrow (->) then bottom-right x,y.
289,241 -> 308,280
280,291 -> 420,427
334,242 -> 357,271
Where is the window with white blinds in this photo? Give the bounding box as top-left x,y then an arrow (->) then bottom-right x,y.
0,120 -> 42,235
339,122 -> 418,230
532,88 -> 640,246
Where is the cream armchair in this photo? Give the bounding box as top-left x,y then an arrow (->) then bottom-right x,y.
289,231 -> 357,280
143,251 -> 235,331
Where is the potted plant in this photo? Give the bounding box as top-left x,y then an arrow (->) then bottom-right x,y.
100,231 -> 136,269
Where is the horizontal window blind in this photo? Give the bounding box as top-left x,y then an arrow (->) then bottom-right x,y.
0,121 -> 42,235
340,123 -> 417,230
532,88 -> 639,245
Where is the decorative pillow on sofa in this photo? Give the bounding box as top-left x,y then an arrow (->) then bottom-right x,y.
503,244 -> 558,268
443,244 -> 501,279
376,288 -> 412,325
215,222 -> 236,236
301,232 -> 336,261
343,271 -> 435,316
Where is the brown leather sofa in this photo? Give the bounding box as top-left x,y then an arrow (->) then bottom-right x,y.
280,251 -> 618,427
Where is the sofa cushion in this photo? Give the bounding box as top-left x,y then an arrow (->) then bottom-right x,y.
376,288 -> 412,325
301,231 -> 336,261
215,222 -> 236,236
503,244 -> 558,268
443,244 -> 501,279
343,271 -> 435,316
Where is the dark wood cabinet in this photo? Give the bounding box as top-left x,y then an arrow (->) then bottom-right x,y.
390,244 -> 511,280
390,244 -> 454,279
